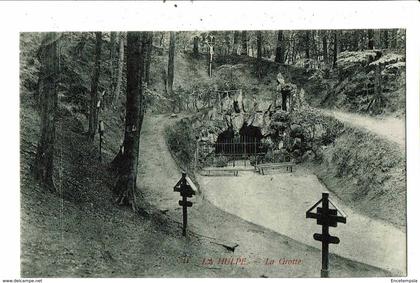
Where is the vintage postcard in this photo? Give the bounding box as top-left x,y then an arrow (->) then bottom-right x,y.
1,1 -> 419,282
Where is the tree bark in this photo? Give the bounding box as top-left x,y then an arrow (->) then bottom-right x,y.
193,36 -> 199,58
88,32 -> 102,141
241,31 -> 247,55
383,30 -> 389,49
159,32 -> 164,47
168,31 -> 176,112
391,30 -> 398,49
275,30 -> 285,64
233,31 -> 240,55
311,31 -> 318,61
291,32 -> 297,64
33,32 -> 59,190
109,31 -> 117,103
257,31 -> 262,79
114,32 -> 146,210
352,30 -> 359,51
322,31 -> 328,64
338,31 -> 344,52
359,30 -> 366,51
368,29 -> 375,49
113,32 -> 125,105
224,32 -> 231,55
144,32 -> 153,85
305,31 -> 310,59
333,31 -> 338,68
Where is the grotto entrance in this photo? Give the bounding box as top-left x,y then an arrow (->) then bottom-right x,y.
213,123 -> 266,162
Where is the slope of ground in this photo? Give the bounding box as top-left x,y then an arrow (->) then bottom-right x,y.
21,99 -> 391,277
312,125 -> 406,231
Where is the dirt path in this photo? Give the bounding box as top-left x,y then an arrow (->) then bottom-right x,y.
21,108 -> 219,278
20,107 -> 395,278
21,105 -> 253,278
18,49 -> 405,277
320,109 -> 405,150
199,170 -> 406,275
136,114 -> 393,277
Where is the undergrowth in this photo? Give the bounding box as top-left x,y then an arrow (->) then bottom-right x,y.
314,126 -> 406,230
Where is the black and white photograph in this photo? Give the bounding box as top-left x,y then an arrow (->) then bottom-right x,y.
1,1 -> 419,282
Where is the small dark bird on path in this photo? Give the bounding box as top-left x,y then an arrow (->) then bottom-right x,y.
222,243 -> 239,252
210,241 -> 239,252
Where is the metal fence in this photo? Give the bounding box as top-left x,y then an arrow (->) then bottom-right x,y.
198,136 -> 266,167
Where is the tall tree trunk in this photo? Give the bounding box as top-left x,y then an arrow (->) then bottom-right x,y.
144,32 -> 153,85
88,32 -> 102,141
168,31 -> 176,112
359,30 -> 366,51
256,31 -> 262,79
225,33 -> 231,55
275,30 -> 285,64
33,32 -> 59,190
383,30 -> 389,49
322,31 -> 328,64
352,30 -> 359,51
333,31 -> 338,68
233,31 -> 240,55
291,33 -> 297,64
305,31 -> 310,59
109,31 -> 117,104
338,31 -> 344,52
193,36 -> 199,58
241,31 -> 247,55
311,31 -> 318,61
114,32 -> 146,210
391,30 -> 398,49
113,32 -> 125,105
368,29 -> 375,49
159,32 -> 164,47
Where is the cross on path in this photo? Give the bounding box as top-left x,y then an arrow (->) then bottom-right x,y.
306,192 -> 347,278
173,172 -> 196,236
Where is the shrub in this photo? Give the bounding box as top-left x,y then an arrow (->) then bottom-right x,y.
249,155 -> 265,166
316,126 -> 406,228
262,149 -> 289,163
213,155 -> 229,167
165,118 -> 197,172
289,108 -> 345,157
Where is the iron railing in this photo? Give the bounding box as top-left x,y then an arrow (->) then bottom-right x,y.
198,136 -> 266,167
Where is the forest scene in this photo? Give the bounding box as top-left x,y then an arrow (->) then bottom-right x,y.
20,29 -> 406,278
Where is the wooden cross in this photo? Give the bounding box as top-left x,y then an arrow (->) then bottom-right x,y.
174,172 -> 196,236
306,192 -> 346,278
